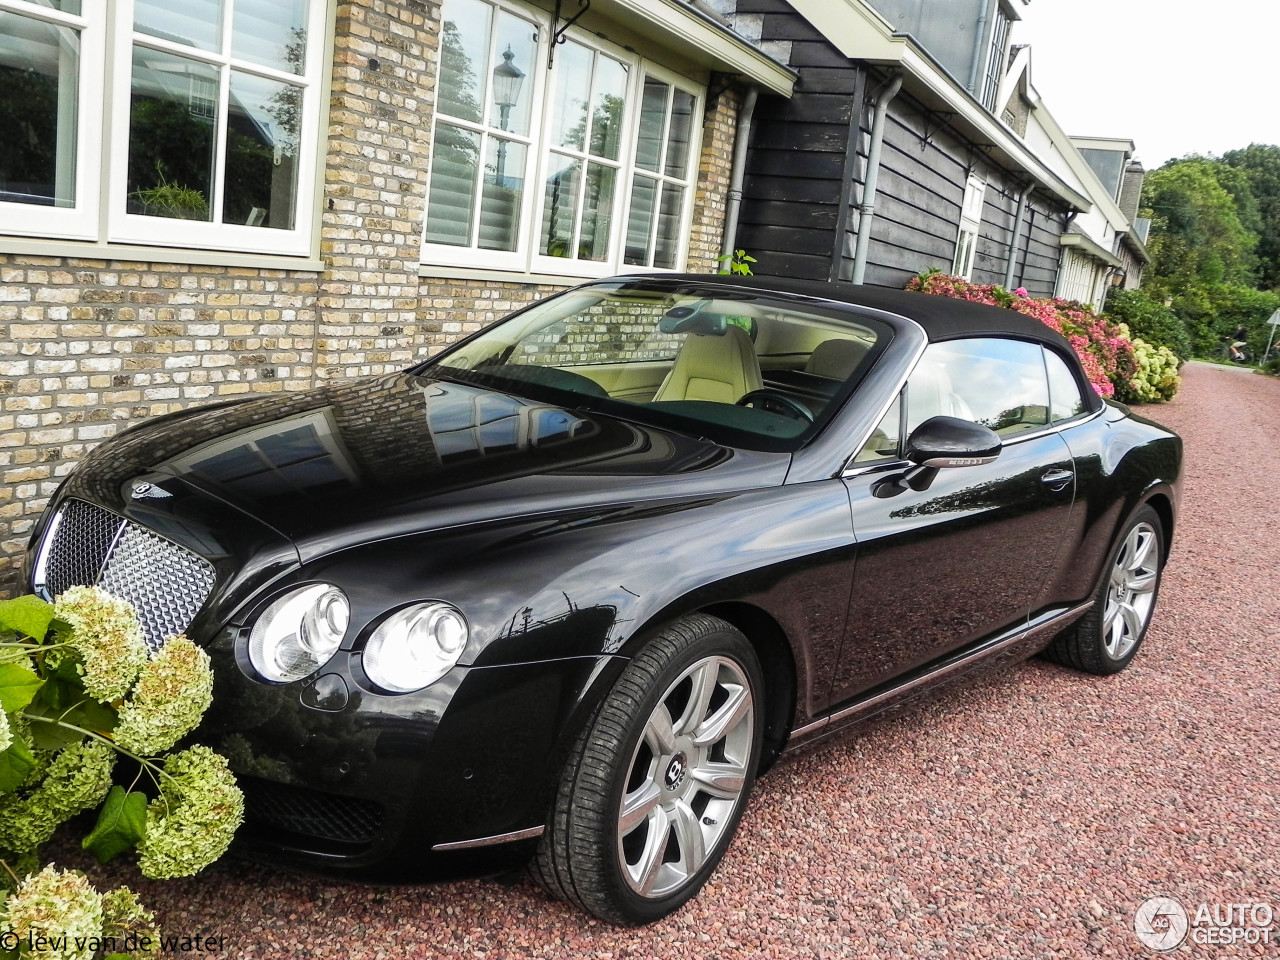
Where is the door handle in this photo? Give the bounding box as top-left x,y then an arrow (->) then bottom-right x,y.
1040,468 -> 1073,491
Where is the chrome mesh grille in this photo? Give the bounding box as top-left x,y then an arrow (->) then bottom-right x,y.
36,499 -> 216,652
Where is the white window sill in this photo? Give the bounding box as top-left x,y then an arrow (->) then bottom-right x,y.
417,264 -> 612,287
0,237 -> 325,273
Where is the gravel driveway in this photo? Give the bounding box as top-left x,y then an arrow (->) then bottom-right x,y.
67,361 -> 1280,958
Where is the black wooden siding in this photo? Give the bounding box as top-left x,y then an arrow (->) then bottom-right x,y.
726,1 -> 1067,296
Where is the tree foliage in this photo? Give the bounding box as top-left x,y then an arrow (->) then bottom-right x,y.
1141,149 -> 1280,358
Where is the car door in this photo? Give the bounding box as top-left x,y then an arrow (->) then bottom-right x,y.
829,337 -> 1078,704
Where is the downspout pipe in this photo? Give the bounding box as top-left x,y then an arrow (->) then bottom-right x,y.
850,73 -> 903,285
1003,183 -> 1032,289
720,85 -> 759,263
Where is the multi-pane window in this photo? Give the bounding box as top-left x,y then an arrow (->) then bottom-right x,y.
952,174 -> 985,280
980,10 -> 1010,111
0,0 -> 102,239
0,0 -> 324,255
423,0 -> 703,275
114,0 -> 320,251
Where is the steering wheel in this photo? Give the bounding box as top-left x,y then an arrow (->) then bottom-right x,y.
735,389 -> 814,423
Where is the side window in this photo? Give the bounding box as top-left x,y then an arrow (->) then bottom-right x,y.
1044,348 -> 1088,422
853,393 -> 902,463
907,338 -> 1051,436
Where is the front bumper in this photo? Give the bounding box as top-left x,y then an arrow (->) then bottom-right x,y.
200,627 -> 623,881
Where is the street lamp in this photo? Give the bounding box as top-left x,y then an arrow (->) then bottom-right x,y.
492,45 -> 524,186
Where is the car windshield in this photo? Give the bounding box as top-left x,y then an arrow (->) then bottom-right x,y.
421,279 -> 892,452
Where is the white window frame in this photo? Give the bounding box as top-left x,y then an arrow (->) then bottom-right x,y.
0,0 -> 106,241
953,174 -> 985,280
420,0 -> 704,278
106,0 -> 328,256
420,0 -> 549,273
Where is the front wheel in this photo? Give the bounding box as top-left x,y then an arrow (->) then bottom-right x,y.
532,614 -> 763,924
1043,505 -> 1164,674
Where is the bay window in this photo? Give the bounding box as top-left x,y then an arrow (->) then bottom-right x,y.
423,0 -> 704,276
0,0 -> 325,256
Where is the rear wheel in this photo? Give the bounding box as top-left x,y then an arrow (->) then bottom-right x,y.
1044,505 -> 1164,674
532,614 -> 762,924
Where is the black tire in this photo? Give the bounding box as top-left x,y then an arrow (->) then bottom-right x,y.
1043,505 -> 1164,675
531,614 -> 763,924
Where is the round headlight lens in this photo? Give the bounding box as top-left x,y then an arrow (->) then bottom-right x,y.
249,583 -> 349,683
363,602 -> 469,693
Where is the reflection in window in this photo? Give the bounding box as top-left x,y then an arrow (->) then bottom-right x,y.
127,48 -> 218,222
423,0 -> 701,273
427,0 -> 538,252
127,0 -> 310,229
0,11 -> 80,207
624,78 -> 695,269
855,394 -> 902,463
911,339 -> 1051,436
540,41 -> 628,261
1045,348 -> 1087,422
134,0 -> 223,54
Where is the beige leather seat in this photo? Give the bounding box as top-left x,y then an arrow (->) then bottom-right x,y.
652,325 -> 763,403
804,338 -> 869,380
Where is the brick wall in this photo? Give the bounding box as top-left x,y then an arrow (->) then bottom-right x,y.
0,0 -> 739,597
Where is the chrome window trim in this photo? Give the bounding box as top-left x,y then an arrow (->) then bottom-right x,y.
840,399 -> 1103,479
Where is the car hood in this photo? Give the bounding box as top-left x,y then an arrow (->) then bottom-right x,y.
67,373 -> 791,562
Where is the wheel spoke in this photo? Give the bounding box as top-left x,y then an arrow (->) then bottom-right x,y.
618,779 -> 663,837
673,660 -> 719,738
669,800 -> 707,876
643,704 -> 677,756
1119,601 -> 1145,641
1103,598 -> 1122,634
688,757 -> 746,800
1128,529 -> 1156,572
632,805 -> 671,896
692,682 -> 750,747
1127,570 -> 1158,595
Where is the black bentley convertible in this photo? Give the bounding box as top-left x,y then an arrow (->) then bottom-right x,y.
27,276 -> 1180,924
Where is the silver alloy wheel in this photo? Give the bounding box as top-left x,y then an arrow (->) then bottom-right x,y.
617,655 -> 754,898
1102,520 -> 1160,660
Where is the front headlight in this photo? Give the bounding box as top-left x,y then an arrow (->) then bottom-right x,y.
363,602 -> 468,693
248,583 -> 349,683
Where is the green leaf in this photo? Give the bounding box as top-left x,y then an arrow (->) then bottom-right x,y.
26,716 -> 83,752
0,663 -> 43,713
0,596 -> 54,642
82,785 -> 148,864
0,735 -> 35,792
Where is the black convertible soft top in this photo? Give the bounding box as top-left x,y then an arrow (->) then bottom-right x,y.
628,273 -> 1074,349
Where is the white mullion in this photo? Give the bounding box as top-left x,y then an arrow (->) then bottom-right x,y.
569,49 -> 600,260
469,9 -> 502,249
209,0 -> 236,226
646,82 -> 675,266
130,33 -> 225,69
226,55 -> 311,86
468,130 -> 489,248
673,86 -> 702,269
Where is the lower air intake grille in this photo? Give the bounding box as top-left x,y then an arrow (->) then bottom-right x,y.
35,498 -> 216,652
240,777 -> 385,845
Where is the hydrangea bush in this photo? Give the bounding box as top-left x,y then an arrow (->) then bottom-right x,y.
905,270 -> 1181,402
0,587 -> 242,959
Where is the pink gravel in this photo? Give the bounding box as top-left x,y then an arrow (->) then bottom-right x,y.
60,362 -> 1280,958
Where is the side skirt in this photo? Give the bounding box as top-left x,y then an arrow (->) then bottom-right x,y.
784,602 -> 1092,750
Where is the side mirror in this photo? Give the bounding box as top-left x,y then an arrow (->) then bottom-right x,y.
874,416 -> 1001,497
904,415 -> 1001,468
